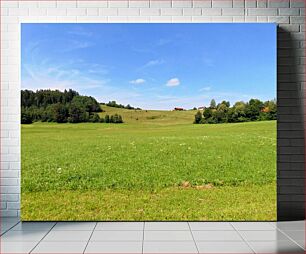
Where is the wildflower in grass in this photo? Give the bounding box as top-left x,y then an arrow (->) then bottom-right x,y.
57,168 -> 62,174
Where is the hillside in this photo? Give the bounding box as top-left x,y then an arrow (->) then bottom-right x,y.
99,105 -> 197,125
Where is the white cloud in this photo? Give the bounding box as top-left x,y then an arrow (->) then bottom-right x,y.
141,59 -> 165,69
199,86 -> 211,92
129,78 -> 146,85
166,78 -> 180,87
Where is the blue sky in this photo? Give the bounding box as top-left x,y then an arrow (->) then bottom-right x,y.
21,23 -> 276,110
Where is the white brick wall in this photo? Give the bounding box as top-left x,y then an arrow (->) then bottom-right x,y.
0,0 -> 305,218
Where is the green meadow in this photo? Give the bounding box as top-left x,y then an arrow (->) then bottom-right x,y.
21,106 -> 276,221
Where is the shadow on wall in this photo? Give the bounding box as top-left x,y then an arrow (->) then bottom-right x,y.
277,27 -> 305,221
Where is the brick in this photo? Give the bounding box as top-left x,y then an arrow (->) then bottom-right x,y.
233,16 -> 245,22
1,202 -> 7,210
290,16 -> 305,24
193,0 -> 212,7
140,8 -> 160,16
1,194 -> 19,202
108,0 -> 128,7
172,0 -> 192,7
57,1 -> 77,8
107,16 -> 129,22
87,8 -> 99,16
0,171 -> 19,178
29,8 -> 48,16
0,186 -> 20,194
161,8 -> 183,16
257,0 -> 267,8
268,0 -> 290,8
172,16 -> 193,22
7,202 -> 20,210
118,8 -> 140,16
47,8 -> 67,16
245,0 -> 256,7
183,8 -> 202,15
247,8 -> 278,15
67,8 -> 87,16
290,0 -> 305,7
1,178 -> 18,186
77,1 -> 108,7
192,16 -> 212,22
129,0 -> 149,7
99,8 -> 118,16
257,16 -> 268,22
150,0 -> 172,7
150,16 -> 172,22
1,210 -> 19,217
211,16 -> 233,22
222,8 -> 245,15
1,1 -> 18,8
233,0 -> 244,7
39,1 -> 56,8
268,16 -> 290,23
202,8 -> 222,15
212,0 -> 233,7
128,16 -> 150,22
278,8 -> 300,15
244,16 -> 257,22
8,8 -> 29,16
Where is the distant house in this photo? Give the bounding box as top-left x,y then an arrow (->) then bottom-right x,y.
198,107 -> 205,110
174,107 -> 184,111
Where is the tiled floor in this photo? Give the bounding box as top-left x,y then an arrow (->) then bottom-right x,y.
0,218 -> 304,253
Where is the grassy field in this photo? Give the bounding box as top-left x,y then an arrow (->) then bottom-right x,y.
21,106 -> 276,221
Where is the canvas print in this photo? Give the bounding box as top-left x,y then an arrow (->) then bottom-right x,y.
21,23 -> 276,221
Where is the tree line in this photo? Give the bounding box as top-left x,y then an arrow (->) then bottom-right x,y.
103,100 -> 141,110
194,98 -> 277,124
21,89 -> 123,124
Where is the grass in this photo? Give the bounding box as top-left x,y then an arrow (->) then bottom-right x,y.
21,106 -> 276,221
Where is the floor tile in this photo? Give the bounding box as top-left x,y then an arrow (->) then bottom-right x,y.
96,222 -> 143,231
275,221 -> 305,231
145,222 -> 190,231
193,230 -> 243,241
0,241 -> 37,253
85,241 -> 143,253
197,241 -> 253,253
42,230 -> 92,242
52,222 -> 96,231
239,230 -> 291,241
11,222 -> 55,231
231,222 -> 276,231
189,222 -> 234,231
143,241 -> 198,253
144,230 -> 193,241
1,230 -> 47,242
32,241 -> 87,253
249,240 -> 304,253
90,230 -> 143,241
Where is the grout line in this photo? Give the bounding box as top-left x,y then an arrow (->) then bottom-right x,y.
187,222 -> 200,254
141,222 -> 145,254
29,222 -> 57,254
0,219 -> 20,236
83,222 -> 97,254
276,227 -> 305,251
229,222 -> 256,254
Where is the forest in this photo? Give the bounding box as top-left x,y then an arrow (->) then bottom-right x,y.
194,99 -> 277,124
21,89 -> 123,124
